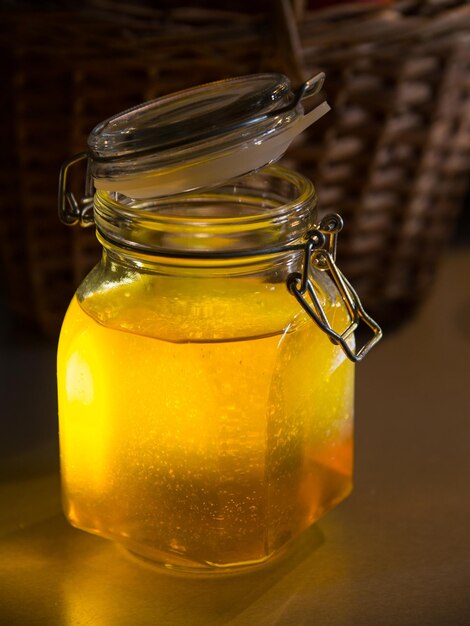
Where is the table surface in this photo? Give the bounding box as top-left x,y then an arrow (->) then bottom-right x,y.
1,249 -> 469,626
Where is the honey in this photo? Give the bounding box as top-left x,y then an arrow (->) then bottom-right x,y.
58,274 -> 354,571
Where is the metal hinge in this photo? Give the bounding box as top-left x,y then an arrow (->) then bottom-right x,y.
287,215 -> 382,362
58,152 -> 94,227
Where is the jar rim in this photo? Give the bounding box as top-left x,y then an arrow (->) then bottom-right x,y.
95,165 -> 314,223
93,165 -> 317,262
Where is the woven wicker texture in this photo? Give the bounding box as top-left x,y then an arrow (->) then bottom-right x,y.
1,0 -> 469,334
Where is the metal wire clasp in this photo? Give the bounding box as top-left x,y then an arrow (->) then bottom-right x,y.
287,215 -> 382,362
58,152 -> 94,226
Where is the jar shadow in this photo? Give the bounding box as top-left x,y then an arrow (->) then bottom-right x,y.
115,523 -> 325,625
0,507 -> 324,625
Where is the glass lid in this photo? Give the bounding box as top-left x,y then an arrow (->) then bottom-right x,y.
87,72 -> 329,198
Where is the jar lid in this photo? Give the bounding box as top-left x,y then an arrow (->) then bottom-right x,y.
87,73 -> 329,198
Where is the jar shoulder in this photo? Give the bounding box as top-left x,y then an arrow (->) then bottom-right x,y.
68,258 -> 343,344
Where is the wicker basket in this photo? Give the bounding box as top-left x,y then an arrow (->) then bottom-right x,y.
1,0 -> 469,335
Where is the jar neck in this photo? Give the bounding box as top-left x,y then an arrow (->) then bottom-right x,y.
93,165 -> 317,272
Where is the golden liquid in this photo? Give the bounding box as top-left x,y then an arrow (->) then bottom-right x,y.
58,279 -> 353,571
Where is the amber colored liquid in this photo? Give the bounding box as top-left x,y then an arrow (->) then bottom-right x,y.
58,284 -> 353,571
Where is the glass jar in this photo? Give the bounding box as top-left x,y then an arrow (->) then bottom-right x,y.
57,73 -> 381,574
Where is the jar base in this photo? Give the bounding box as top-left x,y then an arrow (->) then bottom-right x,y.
120,543 -> 286,577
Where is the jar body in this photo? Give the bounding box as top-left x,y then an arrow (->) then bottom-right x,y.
57,167 -> 354,573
